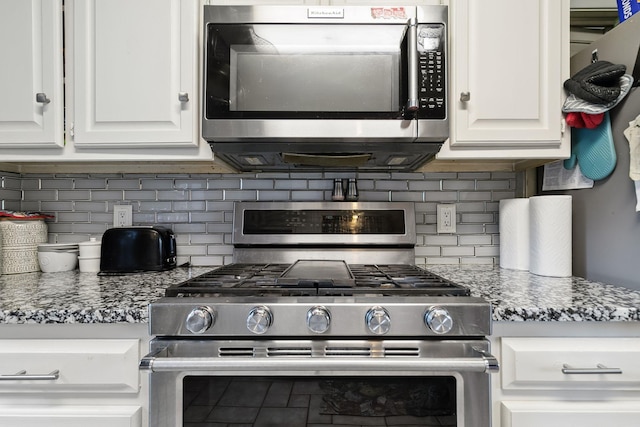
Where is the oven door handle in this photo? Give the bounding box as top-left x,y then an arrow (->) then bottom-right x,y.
140,347 -> 499,374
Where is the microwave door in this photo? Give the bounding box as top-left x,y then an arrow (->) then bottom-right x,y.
204,22 -> 416,142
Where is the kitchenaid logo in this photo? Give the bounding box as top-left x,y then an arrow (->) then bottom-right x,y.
307,8 -> 344,19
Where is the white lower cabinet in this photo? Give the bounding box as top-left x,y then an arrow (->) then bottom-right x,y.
492,323 -> 640,427
0,324 -> 149,427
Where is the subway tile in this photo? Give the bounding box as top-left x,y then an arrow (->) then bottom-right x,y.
442,246 -> 475,257
290,172 -> 323,179
390,192 -> 423,202
308,180 -> 333,190
41,179 -> 73,189
442,180 -> 475,191
223,190 -> 257,200
455,224 -> 486,234
190,211 -> 224,223
21,200 -> 42,211
356,191 -> 390,201
391,172 -> 425,180
107,179 -> 140,190
208,179 -> 242,189
139,201 -> 173,212
20,179 -> 41,190
426,257 -> 460,265
72,223 -> 109,234
376,180 -> 408,191
56,211 -> 91,222
424,235 -> 457,245
241,179 -> 275,190
455,202 -> 486,213
74,179 -> 107,190
254,172 -> 289,179
59,190 -> 90,201
140,179 -> 175,190
408,180 -> 440,191
175,179 -> 207,189
132,213 -> 157,224
476,180 -> 512,190
124,190 -> 157,201
458,172 -> 491,180
415,246 -> 441,256
173,201 -> 206,212
22,190 -> 57,201
207,223 -> 233,233
191,190 -> 224,201
177,245 -> 208,256
157,190 -> 189,201
461,213 -> 495,223
0,189 -> 21,201
90,190 -> 124,201
290,190 -> 323,201
257,190 -> 290,201
424,191 -> 457,202
458,191 -> 492,201
205,201 -> 235,211
40,202 -> 76,214
2,177 -> 22,190
275,180 -> 307,190
74,201 -> 108,212
459,235 -> 493,246
190,234 -> 224,245
424,172 -> 457,179
492,191 -> 516,201
460,257 -> 495,265
207,245 -> 234,255
475,246 -> 500,256
356,172 -> 391,179
157,212 -> 190,223
173,223 -> 207,234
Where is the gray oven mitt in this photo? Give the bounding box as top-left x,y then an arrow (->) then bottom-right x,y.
563,61 -> 627,104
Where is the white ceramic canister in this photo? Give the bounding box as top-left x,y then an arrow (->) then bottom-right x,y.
79,237 -> 102,258
0,219 -> 48,274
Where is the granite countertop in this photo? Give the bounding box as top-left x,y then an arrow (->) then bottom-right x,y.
1,265 -> 639,324
0,266 -> 212,324
427,265 -> 640,322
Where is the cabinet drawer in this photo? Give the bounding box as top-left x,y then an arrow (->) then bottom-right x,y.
501,401 -> 640,427
501,337 -> 640,390
0,339 -> 139,393
0,405 -> 141,427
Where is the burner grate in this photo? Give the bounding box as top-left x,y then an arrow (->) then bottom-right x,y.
165,263 -> 469,297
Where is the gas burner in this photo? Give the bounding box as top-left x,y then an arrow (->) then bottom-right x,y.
165,262 -> 470,297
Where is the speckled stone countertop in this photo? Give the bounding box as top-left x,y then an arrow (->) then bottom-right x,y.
1,265 -> 639,324
427,265 -> 640,322
0,266 -> 211,324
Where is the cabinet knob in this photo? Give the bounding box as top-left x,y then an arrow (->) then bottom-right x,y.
460,92 -> 471,102
36,93 -> 51,104
178,92 -> 189,103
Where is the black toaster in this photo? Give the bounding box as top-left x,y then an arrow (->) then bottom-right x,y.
99,226 -> 177,274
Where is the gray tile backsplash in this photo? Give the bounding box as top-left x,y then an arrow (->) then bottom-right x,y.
1,171 -> 515,266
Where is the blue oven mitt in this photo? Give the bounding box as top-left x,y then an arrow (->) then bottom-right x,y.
564,111 -> 616,180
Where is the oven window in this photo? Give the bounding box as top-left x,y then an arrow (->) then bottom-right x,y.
183,376 -> 456,426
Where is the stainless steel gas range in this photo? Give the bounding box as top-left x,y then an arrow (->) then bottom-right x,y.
141,202 -> 498,427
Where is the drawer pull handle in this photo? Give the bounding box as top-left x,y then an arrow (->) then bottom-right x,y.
0,370 -> 60,381
562,364 -> 622,375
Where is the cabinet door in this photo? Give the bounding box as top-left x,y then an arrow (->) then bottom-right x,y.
501,401 -> 640,427
443,0 -> 569,157
0,0 -> 64,148
69,0 -> 198,148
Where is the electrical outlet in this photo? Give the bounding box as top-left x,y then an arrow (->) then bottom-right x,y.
437,204 -> 456,233
113,205 -> 132,227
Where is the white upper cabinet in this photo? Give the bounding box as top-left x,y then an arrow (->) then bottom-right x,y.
0,0 -> 64,148
69,0 -> 198,148
438,0 -> 571,160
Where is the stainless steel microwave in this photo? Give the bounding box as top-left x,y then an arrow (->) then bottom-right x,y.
202,5 -> 448,171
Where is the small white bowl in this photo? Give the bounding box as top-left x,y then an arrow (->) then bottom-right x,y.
37,244 -> 79,273
78,256 -> 101,273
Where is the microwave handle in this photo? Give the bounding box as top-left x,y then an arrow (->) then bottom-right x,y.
406,17 -> 419,114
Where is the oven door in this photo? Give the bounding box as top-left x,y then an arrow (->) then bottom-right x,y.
141,339 -> 498,427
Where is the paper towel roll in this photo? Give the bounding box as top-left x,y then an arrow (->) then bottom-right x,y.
529,195 -> 572,277
499,198 -> 530,270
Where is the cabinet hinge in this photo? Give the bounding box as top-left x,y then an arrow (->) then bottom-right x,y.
69,122 -> 74,137
561,118 -> 566,134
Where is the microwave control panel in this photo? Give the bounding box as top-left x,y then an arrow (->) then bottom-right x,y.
417,24 -> 446,119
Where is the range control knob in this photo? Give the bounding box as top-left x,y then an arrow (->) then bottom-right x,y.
365,306 -> 391,335
425,306 -> 453,334
247,306 -> 273,334
307,306 -> 331,334
185,306 -> 215,334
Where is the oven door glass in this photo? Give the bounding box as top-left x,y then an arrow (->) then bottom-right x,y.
183,375 -> 456,426
205,24 -> 408,119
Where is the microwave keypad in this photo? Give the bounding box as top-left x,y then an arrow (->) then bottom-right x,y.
417,24 -> 446,119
